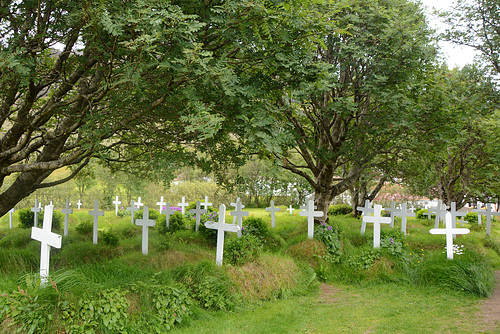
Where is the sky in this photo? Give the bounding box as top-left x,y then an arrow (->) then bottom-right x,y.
419,0 -> 478,68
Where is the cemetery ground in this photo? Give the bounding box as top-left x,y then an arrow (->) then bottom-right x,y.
1,206 -> 500,333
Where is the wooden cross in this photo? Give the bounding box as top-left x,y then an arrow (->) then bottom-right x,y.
287,205 -> 294,214
135,206 -> 156,255
177,196 -> 189,215
163,202 -> 175,229
478,204 -> 500,236
112,196 -> 121,216
61,199 -> 73,236
127,200 -> 139,225
31,199 -> 41,228
76,200 -> 82,209
265,200 -> 281,228
201,196 -> 212,211
205,204 -> 240,266
434,200 -> 447,228
156,196 -> 166,214
300,203 -> 317,210
357,200 -> 374,235
230,197 -> 244,224
8,207 -> 15,229
88,200 -> 104,244
430,212 -> 470,259
474,201 -> 483,225
135,197 -> 144,209
362,204 -> 391,248
394,203 -> 415,235
299,200 -> 323,239
31,205 -> 62,285
448,202 -> 466,238
230,199 -> 249,237
384,201 -> 398,228
190,200 -> 207,232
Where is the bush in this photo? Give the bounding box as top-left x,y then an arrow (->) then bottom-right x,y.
75,220 -> 94,235
329,204 -> 352,216
134,208 -> 161,221
242,216 -> 269,240
100,228 -> 119,246
197,211 -> 220,246
158,211 -> 189,235
225,235 -> 262,266
315,223 -> 342,263
17,207 -> 62,230
416,208 -> 435,220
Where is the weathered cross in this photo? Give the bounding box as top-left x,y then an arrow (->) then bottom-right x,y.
177,196 -> 189,215
230,197 -> 245,224
135,197 -> 144,209
112,196 -> 121,216
88,200 -> 104,244
31,205 -> 62,285
163,202 -> 175,229
190,200 -> 207,232
230,198 -> 249,237
61,199 -> 73,236
156,196 -> 166,214
430,212 -> 470,259
394,203 -> 415,235
76,200 -> 82,209
448,202 -> 466,238
31,199 -> 41,228
287,205 -> 294,214
135,206 -> 156,255
201,196 -> 212,211
205,204 -> 240,266
8,207 -> 15,229
265,200 -> 281,228
127,200 -> 139,225
362,204 -> 391,248
384,201 -> 398,228
434,200 -> 447,228
357,200 -> 374,235
299,199 -> 323,239
478,203 -> 500,236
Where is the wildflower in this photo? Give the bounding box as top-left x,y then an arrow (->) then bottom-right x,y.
327,226 -> 333,231
410,253 -> 412,255
390,238 -> 394,244
418,261 -> 420,263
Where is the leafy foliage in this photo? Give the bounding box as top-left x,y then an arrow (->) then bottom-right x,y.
328,204 -> 353,216
17,208 -> 62,230
225,235 -> 263,266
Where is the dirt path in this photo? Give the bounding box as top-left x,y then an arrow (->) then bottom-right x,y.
480,271 -> 500,333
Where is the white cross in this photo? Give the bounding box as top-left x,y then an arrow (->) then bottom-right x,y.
76,200 -> 82,209
31,199 -> 41,228
384,201 -> 398,228
287,205 -> 294,214
205,204 -> 240,266
299,200 -> 323,239
201,196 -> 212,211
362,204 -> 391,248
478,204 -> 500,236
61,199 -> 73,236
423,206 -> 434,220
135,197 -> 144,209
8,207 -> 15,229
430,212 -> 470,259
177,196 -> 189,215
49,201 -> 55,210
394,203 -> 415,235
265,200 -> 281,228
357,200 -> 374,235
156,196 -> 167,214
163,202 -> 175,229
300,203 -> 317,210
434,201 -> 447,228
127,200 -> 139,225
31,205 -> 62,285
230,197 -> 245,224
190,200 -> 207,232
112,196 -> 121,216
88,200 -> 104,244
231,199 -> 249,237
135,206 -> 156,255
448,202 -> 466,238
474,201 -> 483,225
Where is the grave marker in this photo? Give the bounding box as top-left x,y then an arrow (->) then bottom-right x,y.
423,206 -> 434,220
112,196 -> 121,216
265,200 -> 281,228
31,199 -> 41,228
190,200 -> 207,232
61,199 -> 73,236
362,204 -> 391,248
201,196 -> 212,211
473,201 -> 483,225
205,204 -> 240,266
287,205 -> 294,214
76,200 -> 82,209
88,200 -> 104,244
394,203 -> 415,235
156,196 -> 167,214
127,200 -> 139,225
478,204 -> 500,236
384,201 -> 398,228
434,200 -> 447,228
31,205 -> 62,285
299,200 -> 323,239
357,200 -> 374,235
163,202 -> 175,229
448,202 -> 466,238
8,208 -> 15,229
177,196 -> 189,215
230,197 -> 244,224
430,212 -> 470,259
230,198 -> 249,237
135,197 -> 144,209
135,206 -> 156,255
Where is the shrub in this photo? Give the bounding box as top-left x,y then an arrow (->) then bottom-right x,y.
134,208 -> 161,221
242,216 -> 269,240
75,220 -> 94,235
416,209 -> 436,220
315,223 -> 342,263
197,211 -> 220,246
225,235 -> 262,266
158,212 -> 188,235
329,204 -> 352,216
99,228 -> 119,246
17,207 -> 62,230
